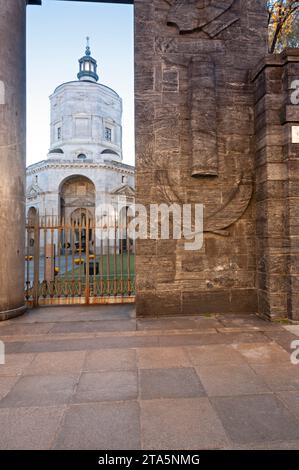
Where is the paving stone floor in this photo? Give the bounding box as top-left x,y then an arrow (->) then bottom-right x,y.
0,305 -> 299,449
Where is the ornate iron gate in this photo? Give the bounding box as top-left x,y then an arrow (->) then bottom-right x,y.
25,214 -> 135,306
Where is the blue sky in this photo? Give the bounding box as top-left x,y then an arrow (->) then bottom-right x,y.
26,0 -> 134,166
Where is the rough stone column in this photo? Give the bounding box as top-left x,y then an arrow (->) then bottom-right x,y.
252,49 -> 299,322
0,0 -> 27,320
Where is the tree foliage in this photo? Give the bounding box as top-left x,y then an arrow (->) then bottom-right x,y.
267,1 -> 299,53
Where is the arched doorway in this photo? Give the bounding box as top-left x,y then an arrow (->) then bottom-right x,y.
70,207 -> 95,254
60,175 -> 95,224
59,175 -> 96,254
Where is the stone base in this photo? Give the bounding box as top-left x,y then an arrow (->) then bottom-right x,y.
0,305 -> 27,322
136,289 -> 258,318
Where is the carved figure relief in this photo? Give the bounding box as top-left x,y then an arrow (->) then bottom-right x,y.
188,57 -> 218,176
165,0 -> 238,37
148,0 -> 252,235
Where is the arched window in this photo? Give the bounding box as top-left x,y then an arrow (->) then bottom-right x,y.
101,149 -> 119,157
77,153 -> 87,160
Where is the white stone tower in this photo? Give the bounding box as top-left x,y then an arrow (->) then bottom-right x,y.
48,37 -> 123,163
26,38 -> 135,236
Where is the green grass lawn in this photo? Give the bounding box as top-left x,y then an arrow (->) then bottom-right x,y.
59,254 -> 135,279
43,254 -> 136,297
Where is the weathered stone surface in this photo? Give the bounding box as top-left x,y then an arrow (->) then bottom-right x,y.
0,406 -> 65,450
253,50 -> 299,321
54,402 -> 141,450
24,351 -> 86,376
135,0 -> 268,317
212,394 -> 299,444
0,307 -> 297,450
141,397 -> 229,450
140,367 -> 206,399
137,346 -> 190,369
0,375 -> 77,408
196,363 -> 269,396
72,371 -> 138,403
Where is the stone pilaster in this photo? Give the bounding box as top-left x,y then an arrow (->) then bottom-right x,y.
252,49 -> 299,321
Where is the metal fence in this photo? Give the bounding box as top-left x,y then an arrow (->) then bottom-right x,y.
25,214 -> 135,306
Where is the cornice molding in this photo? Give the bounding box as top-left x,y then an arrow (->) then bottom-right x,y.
27,160 -> 135,175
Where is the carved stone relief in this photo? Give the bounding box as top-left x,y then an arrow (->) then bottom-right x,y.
165,0 -> 239,37
154,0 -> 253,233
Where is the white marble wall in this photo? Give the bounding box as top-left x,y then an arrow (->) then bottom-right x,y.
26,162 -> 135,218
49,80 -> 123,162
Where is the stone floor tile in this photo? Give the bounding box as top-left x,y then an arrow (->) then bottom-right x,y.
283,325 -> 299,337
0,353 -> 35,376
11,305 -> 135,324
158,334 -> 219,347
50,320 -> 136,334
277,391 -> 299,420
4,342 -> 24,354
137,347 -> 190,369
216,314 -> 276,329
0,323 -> 54,337
54,401 -> 140,449
251,363 -> 299,392
137,318 -> 197,331
137,316 -> 221,331
72,371 -> 138,403
24,351 -> 86,376
0,374 -> 77,408
196,363 -> 269,396
0,406 -> 65,449
20,334 -> 158,354
264,330 -> 298,354
140,368 -> 206,400
232,440 -> 299,450
187,344 -> 246,366
2,306 -> 299,450
232,342 -> 290,364
0,376 -> 20,401
158,331 -> 270,348
211,394 -> 299,444
84,348 -> 136,372
141,398 -> 229,450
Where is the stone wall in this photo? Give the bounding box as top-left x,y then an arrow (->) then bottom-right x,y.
49,81 -> 123,162
135,0 -> 268,317
253,49 -> 299,322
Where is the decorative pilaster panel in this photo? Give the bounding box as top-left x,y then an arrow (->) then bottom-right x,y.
189,58 -> 218,176
253,50 -> 299,322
